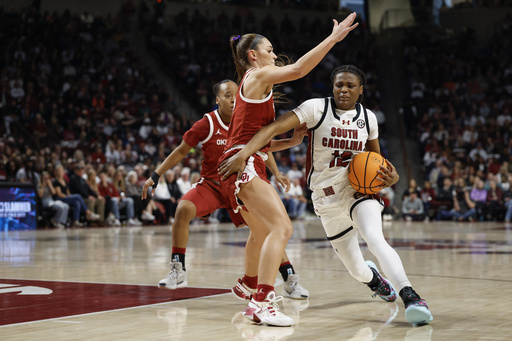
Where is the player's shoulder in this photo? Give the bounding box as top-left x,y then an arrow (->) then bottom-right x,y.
297,97 -> 328,110
362,105 -> 377,119
203,110 -> 216,120
188,113 -> 212,132
194,112 -> 214,124
304,97 -> 328,106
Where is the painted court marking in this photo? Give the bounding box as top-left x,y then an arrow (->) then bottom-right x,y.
0,278 -> 230,327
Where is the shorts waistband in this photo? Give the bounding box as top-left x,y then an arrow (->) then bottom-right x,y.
226,145 -> 268,161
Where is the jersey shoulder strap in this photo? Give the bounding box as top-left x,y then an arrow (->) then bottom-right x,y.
359,102 -> 370,135
200,112 -> 214,144
309,97 -> 330,131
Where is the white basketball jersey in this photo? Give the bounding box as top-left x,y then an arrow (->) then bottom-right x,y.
293,98 -> 379,191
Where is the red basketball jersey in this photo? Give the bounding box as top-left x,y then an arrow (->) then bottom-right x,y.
183,110 -> 229,180
226,68 -> 275,153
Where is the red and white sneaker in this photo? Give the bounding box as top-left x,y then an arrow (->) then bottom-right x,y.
242,299 -> 260,321
247,291 -> 294,327
232,278 -> 257,301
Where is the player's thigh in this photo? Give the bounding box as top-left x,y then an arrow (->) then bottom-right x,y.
238,177 -> 292,234
181,184 -> 223,218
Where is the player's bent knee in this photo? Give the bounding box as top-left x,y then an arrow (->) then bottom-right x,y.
277,224 -> 293,243
175,200 -> 197,221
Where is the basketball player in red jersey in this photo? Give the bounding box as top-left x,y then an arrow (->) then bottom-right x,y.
217,14 -> 358,326
219,65 -> 433,326
142,80 -> 309,300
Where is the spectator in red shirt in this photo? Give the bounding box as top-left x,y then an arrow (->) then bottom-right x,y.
91,144 -> 106,164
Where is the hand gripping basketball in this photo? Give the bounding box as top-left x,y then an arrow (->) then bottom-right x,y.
348,151 -> 396,194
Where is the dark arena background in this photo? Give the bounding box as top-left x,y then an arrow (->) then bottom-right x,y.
1,0 -> 512,340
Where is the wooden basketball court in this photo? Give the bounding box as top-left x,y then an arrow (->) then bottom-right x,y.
1,219 -> 511,340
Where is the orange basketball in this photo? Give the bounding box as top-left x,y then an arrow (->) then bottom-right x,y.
348,151 -> 386,194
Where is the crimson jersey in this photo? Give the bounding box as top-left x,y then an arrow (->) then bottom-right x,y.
226,68 -> 275,153
183,110 -> 229,180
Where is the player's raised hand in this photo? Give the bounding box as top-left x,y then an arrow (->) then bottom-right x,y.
330,12 -> 358,43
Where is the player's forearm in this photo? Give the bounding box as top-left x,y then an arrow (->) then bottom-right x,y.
293,37 -> 337,78
269,138 -> 297,152
265,152 -> 280,176
238,124 -> 279,160
155,146 -> 189,176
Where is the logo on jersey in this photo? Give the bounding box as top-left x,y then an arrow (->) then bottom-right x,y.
323,186 -> 335,196
356,119 -> 365,129
216,139 -> 227,145
341,120 -> 350,125
215,129 -> 222,135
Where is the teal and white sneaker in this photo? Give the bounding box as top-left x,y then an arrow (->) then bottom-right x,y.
400,286 -> 433,326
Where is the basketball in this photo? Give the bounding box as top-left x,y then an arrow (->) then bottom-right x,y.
348,151 -> 386,194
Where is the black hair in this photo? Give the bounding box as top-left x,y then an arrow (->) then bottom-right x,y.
331,65 -> 367,86
331,65 -> 367,103
213,79 -> 235,96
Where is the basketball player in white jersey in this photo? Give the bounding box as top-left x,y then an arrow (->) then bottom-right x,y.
219,65 -> 433,326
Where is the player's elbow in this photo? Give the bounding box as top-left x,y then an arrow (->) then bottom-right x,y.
288,65 -> 306,80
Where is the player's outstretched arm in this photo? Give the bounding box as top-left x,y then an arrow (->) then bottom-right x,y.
218,112 -> 301,180
254,13 -> 358,85
268,122 -> 308,152
141,141 -> 193,199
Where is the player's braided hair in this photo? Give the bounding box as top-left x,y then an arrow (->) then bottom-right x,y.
330,65 -> 367,103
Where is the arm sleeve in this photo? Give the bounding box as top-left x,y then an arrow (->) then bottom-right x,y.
183,116 -> 210,147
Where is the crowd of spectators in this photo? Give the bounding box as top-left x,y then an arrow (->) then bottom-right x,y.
400,12 -> 512,222
0,5 -> 206,227
0,2 -> 389,228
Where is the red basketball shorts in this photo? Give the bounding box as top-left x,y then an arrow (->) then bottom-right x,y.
181,177 -> 245,227
218,148 -> 270,214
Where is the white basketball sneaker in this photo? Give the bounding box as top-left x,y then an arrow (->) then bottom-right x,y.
283,273 -> 309,300
247,291 -> 294,327
158,260 -> 188,290
232,278 -> 257,301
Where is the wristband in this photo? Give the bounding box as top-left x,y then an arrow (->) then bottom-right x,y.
150,171 -> 160,188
